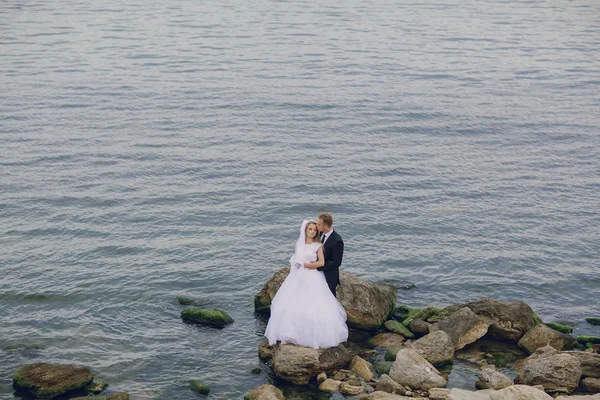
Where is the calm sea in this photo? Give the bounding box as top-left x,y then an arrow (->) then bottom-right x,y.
1,0 -> 599,398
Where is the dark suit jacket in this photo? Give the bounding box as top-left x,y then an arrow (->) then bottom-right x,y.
317,230 -> 344,289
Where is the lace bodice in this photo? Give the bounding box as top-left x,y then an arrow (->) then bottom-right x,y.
299,242 -> 322,263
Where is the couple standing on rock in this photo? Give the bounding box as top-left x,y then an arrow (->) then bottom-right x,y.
264,213 -> 349,350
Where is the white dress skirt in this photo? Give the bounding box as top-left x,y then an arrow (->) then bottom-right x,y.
264,242 -> 348,349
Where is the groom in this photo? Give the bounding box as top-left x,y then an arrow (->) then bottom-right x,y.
316,213 -> 344,297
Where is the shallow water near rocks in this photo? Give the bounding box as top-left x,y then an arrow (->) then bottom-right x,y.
1,0 -> 600,398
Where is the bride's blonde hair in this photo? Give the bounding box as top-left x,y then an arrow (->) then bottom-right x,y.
305,221 -> 320,243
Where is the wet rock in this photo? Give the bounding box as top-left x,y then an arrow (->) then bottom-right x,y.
189,380 -> 210,395
489,384 -> 552,400
258,339 -> 275,360
518,323 -> 577,354
384,320 -> 415,339
430,307 -> 490,350
403,307 -> 441,326
244,384 -> 285,400
368,332 -> 406,349
393,306 -> 421,322
86,381 -> 108,394
408,318 -> 431,336
384,344 -> 405,361
350,355 -> 374,382
389,348 -> 447,390
71,393 -> 130,400
180,308 -> 234,327
447,388 -> 495,400
256,267 -> 397,330
579,336 -> 600,345
13,363 -> 94,399
374,361 -> 394,375
514,345 -> 582,394
271,343 -> 351,385
319,378 -> 341,393
475,368 -> 512,390
544,322 -> 574,334
410,330 -> 454,367
586,318 -> 600,326
375,374 -> 406,395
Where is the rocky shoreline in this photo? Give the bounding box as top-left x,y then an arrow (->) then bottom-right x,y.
10,267 -> 600,399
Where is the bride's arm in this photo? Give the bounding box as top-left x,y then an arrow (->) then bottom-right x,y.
304,246 -> 325,269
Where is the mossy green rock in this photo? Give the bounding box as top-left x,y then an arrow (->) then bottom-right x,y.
181,308 -> 234,327
384,344 -> 404,361
578,336 -> 600,345
393,305 -> 421,321
545,322 -> 574,334
13,363 -> 94,399
189,380 -> 210,395
384,320 -> 415,339
374,361 -> 394,374
403,306 -> 441,326
586,318 -> 600,326
71,393 -> 129,400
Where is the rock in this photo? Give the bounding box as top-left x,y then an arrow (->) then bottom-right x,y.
350,355 -> 374,382
430,307 -> 490,350
475,368 -> 512,390
583,377 -> 600,392
244,384 -> 285,400
447,388 -> 495,400
579,336 -> 600,345
410,330 -> 454,367
586,318 -> 600,326
384,320 -> 415,339
271,343 -> 351,384
489,384 -> 552,400
394,306 -> 421,321
428,388 -> 450,400
258,339 -> 274,360
189,380 -> 210,395
389,348 -> 447,390
340,381 -> 365,395
403,307 -> 441,326
257,267 -> 397,330
316,372 -> 327,383
556,395 -> 600,400
180,308 -> 234,327
319,378 -> 341,393
13,363 -> 94,399
368,333 -> 406,348
86,381 -> 108,394
250,367 -> 262,374
374,361 -> 394,375
384,344 -> 405,361
408,319 -> 431,336
331,369 -> 350,381
375,374 -> 406,395
544,322 -> 574,334
367,391 -> 426,400
517,323 -> 577,354
514,345 -> 582,393
462,298 -> 541,342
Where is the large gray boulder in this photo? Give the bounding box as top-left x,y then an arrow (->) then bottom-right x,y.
562,351 -> 600,378
255,267 -> 397,330
518,323 -> 577,354
430,307 -> 490,350
410,330 -> 454,366
389,348 -> 447,390
489,385 -> 552,400
271,343 -> 351,384
447,388 -> 495,400
463,298 -> 540,342
475,368 -> 513,390
514,345 -> 582,393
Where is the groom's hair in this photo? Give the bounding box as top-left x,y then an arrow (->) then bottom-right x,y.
318,213 -> 333,227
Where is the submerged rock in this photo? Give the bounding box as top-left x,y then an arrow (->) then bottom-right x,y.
544,322 -> 574,334
256,267 -> 397,330
13,363 -> 94,399
189,380 -> 210,395
180,308 -> 234,327
586,318 -> 600,326
71,393 -> 129,400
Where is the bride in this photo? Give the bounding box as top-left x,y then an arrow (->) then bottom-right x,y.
264,219 -> 348,349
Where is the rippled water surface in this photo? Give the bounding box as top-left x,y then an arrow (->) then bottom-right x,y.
1,0 -> 599,398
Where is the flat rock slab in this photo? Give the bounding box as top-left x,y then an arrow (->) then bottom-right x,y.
13,363 -> 94,399
448,388 -> 495,400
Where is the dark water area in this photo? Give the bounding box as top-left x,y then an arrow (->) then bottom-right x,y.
1,0 -> 599,398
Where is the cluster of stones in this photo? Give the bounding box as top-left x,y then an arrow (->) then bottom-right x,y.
249,267 -> 600,399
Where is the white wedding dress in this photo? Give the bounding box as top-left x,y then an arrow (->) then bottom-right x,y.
264,241 -> 348,349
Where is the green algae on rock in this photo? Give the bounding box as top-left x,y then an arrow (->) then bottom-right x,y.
545,322 -> 574,334
71,393 -> 129,400
578,336 -> 600,345
585,318 -> 600,326
189,380 -> 210,395
393,305 -> 421,322
403,306 -> 441,326
181,308 -> 234,327
384,320 -> 415,339
13,363 -> 94,399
